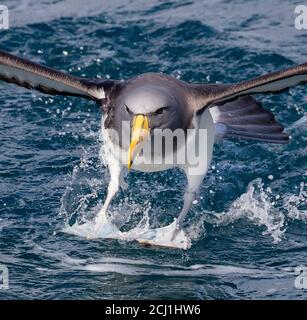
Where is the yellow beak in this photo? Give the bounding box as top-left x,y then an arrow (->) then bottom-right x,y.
128,114 -> 150,170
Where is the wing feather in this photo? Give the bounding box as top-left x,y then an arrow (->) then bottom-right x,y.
0,49 -> 114,100
192,63 -> 307,111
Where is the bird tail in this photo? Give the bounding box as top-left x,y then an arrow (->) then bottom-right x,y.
210,96 -> 289,144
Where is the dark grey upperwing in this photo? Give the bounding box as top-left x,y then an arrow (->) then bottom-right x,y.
190,63 -> 306,144
192,62 -> 307,111
0,49 -> 116,101
211,96 -> 289,144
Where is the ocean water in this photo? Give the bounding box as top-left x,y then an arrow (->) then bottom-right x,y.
0,0 -> 306,299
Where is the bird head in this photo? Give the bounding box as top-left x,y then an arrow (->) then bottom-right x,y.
114,84 -> 190,169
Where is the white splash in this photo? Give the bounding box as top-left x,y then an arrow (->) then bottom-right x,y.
210,179 -> 285,243
283,182 -> 307,221
64,214 -> 191,250
210,179 -> 307,244
62,176 -> 307,248
61,166 -> 193,249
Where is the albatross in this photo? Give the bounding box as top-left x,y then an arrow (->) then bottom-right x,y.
0,49 -> 306,248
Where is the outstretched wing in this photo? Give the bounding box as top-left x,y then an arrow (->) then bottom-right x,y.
0,49 -> 115,101
211,96 -> 289,144
192,62 -> 307,112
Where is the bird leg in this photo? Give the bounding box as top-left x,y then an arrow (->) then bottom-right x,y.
170,190 -> 194,241
119,170 -> 128,191
171,172 -> 205,240
95,162 -> 122,228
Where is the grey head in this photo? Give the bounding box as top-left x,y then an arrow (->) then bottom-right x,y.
104,73 -> 194,149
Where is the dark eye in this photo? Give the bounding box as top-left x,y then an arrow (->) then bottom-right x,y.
155,107 -> 168,115
125,104 -> 132,114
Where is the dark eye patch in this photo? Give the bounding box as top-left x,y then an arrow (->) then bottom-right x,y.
125,104 -> 132,114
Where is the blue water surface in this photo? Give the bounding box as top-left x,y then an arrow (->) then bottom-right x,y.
0,0 -> 306,299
